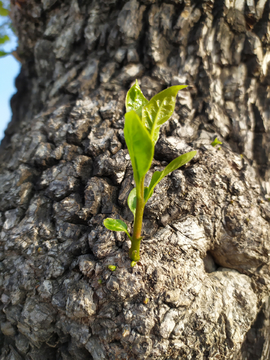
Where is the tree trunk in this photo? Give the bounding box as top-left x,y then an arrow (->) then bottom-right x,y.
1,0 -> 270,359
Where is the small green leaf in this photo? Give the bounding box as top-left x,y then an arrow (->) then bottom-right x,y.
143,187 -> 149,203
127,187 -> 149,216
147,171 -> 162,200
0,49 -> 9,57
159,150 -> 197,179
146,151 -> 197,201
124,110 -> 154,185
142,85 -> 188,144
130,261 -> 137,267
211,137 -> 222,147
125,80 -> 148,117
108,265 -> 117,271
0,1 -> 9,16
0,34 -> 9,45
103,218 -> 132,240
127,188 -> 137,216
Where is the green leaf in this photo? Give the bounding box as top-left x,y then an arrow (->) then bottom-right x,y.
160,150 -> 197,178
108,265 -> 117,271
127,188 -> 137,216
0,49 -> 9,57
103,218 -> 132,240
211,137 -> 222,147
142,85 -> 188,144
125,80 -> 148,117
146,150 -> 197,201
0,34 -> 9,45
0,1 -> 9,16
143,187 -> 149,203
124,110 -> 154,185
147,172 -> 162,200
127,187 -> 149,216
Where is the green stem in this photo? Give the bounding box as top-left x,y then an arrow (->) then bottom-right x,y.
129,237 -> 142,261
129,177 -> 145,261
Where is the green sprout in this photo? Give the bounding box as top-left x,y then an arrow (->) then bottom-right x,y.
211,137 -> 222,147
108,265 -> 117,272
104,80 -> 197,262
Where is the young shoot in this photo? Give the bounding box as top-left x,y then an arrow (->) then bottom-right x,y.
104,80 -> 197,262
211,137 -> 222,147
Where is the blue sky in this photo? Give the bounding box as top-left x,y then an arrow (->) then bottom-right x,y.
0,29 -> 20,143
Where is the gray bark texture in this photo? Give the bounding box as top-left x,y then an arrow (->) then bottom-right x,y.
0,0 -> 270,359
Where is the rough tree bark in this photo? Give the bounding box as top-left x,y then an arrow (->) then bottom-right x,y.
0,0 -> 270,359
